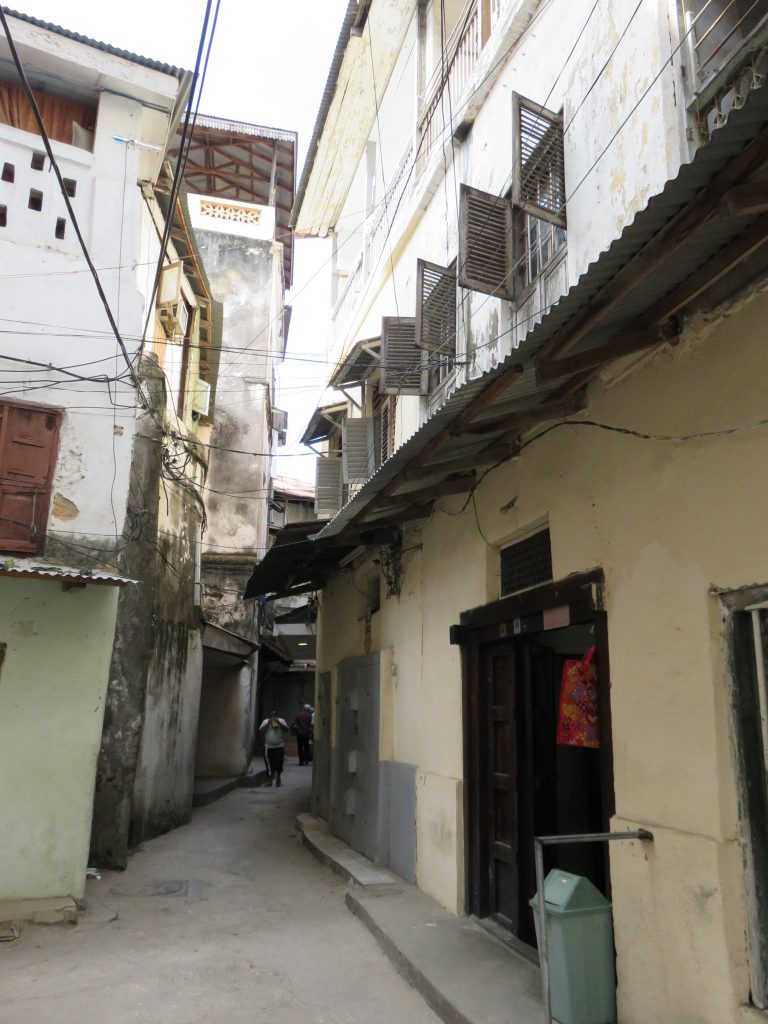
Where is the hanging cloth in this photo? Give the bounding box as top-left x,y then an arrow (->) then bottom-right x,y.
556,644 -> 599,748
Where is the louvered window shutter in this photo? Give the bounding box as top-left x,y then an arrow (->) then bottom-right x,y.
512,93 -> 566,228
0,402 -> 61,554
342,418 -> 374,484
458,184 -> 514,299
314,456 -> 343,517
415,259 -> 457,354
380,317 -> 424,395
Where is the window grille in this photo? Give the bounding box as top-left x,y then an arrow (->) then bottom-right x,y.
682,0 -> 766,86
380,317 -> 424,395
512,93 -> 566,228
514,211 -> 567,293
500,528 -> 552,596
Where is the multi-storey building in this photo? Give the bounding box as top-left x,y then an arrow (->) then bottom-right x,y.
253,1 -> 768,1019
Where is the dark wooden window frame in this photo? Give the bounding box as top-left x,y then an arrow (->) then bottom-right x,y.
453,568 -> 615,918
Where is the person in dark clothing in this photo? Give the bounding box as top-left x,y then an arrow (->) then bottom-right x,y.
293,704 -> 313,766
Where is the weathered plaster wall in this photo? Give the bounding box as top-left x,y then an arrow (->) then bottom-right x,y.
329,0 -> 688,430
0,579 -> 118,900
193,223 -> 283,776
317,282 -> 768,1022
130,470 -> 204,843
0,90 -> 151,544
195,661 -> 256,778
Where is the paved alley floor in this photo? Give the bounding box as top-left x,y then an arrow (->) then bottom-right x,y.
1,769 -> 440,1024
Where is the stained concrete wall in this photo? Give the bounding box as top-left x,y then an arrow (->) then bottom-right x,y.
316,281 -> 768,1023
130,465 -> 205,844
193,216 -> 285,778
0,579 -> 118,901
195,661 -> 256,778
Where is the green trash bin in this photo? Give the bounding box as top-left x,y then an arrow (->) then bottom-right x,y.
529,869 -> 616,1024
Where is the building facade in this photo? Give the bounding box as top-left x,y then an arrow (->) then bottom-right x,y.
265,1 -> 768,1020
0,12 -> 207,907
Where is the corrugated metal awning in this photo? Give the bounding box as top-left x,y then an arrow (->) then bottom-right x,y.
0,561 -> 137,586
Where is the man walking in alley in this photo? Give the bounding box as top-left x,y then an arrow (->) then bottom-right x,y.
259,710 -> 289,786
293,704 -> 313,766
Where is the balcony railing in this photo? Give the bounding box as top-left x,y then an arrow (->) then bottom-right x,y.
331,139 -> 415,336
418,1 -> 481,166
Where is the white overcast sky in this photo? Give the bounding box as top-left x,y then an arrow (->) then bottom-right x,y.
9,0 -> 350,481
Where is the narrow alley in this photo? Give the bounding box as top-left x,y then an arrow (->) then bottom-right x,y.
1,773 -> 439,1024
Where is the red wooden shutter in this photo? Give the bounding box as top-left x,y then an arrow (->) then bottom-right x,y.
0,402 -> 61,553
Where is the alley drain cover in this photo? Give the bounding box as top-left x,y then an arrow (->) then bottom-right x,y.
109,880 -> 188,897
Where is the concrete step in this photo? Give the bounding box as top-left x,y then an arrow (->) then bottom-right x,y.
297,812 -> 543,1024
192,778 -> 238,807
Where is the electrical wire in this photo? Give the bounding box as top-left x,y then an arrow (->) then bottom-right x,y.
0,8 -> 147,404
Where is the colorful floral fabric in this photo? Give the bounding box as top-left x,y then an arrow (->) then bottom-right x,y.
556,644 -> 600,748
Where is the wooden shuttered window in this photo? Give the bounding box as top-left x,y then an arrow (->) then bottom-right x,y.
0,401 -> 61,554
314,456 -> 343,518
380,316 -> 425,396
458,184 -> 514,299
512,92 -> 566,228
415,258 -> 457,354
342,417 -> 375,484
458,95 -> 565,299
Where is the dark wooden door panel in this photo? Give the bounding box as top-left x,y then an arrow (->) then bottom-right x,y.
485,646 -> 519,929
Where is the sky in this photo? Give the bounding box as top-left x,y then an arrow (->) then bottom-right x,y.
9,0 -> 350,481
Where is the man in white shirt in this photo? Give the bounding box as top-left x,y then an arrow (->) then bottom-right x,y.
259,709 -> 289,787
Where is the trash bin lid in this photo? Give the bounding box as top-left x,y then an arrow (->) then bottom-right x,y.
529,869 -> 611,915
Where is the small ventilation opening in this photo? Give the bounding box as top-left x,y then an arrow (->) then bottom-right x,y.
0,205 -> 6,228
28,189 -> 43,211
30,152 -> 45,171
1,162 -> 14,183
500,528 -> 553,596
55,217 -> 66,239
63,178 -> 76,198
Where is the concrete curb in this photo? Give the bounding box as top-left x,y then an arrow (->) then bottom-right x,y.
192,778 -> 238,807
345,890 -> 472,1024
296,813 -> 402,893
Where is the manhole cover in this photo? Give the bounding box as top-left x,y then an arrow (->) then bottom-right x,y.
109,880 -> 188,898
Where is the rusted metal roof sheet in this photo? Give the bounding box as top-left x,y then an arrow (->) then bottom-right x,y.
0,561 -> 138,586
315,82 -> 768,541
2,7 -> 188,78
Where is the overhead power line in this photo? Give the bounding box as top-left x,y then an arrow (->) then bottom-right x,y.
0,7 -> 147,403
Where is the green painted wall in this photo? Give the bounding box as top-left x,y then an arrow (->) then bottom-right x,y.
0,578 -> 119,900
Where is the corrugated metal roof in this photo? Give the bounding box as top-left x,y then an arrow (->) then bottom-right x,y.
316,82 -> 768,541
0,561 -> 138,586
2,7 -> 188,78
194,114 -> 297,144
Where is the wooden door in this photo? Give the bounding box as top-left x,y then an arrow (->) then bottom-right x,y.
484,643 -> 519,928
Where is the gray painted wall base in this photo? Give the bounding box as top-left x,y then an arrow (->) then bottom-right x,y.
377,760 -> 417,883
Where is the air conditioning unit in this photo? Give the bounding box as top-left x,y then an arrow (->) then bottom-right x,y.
273,408 -> 288,446
157,300 -> 190,338
157,261 -> 189,338
191,379 -> 211,418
